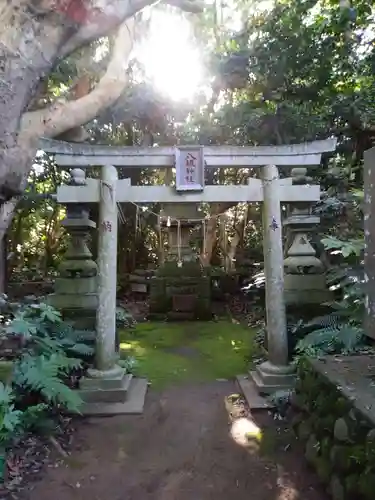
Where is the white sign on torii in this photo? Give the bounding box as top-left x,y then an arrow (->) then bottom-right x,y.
41,137 -> 337,396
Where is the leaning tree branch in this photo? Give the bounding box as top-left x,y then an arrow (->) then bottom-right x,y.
20,17 -> 136,140
59,0 -> 204,58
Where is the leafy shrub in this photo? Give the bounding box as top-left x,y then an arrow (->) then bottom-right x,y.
118,356 -> 138,374
0,382 -> 47,448
116,306 -> 136,329
1,301 -> 92,412
293,235 -> 367,358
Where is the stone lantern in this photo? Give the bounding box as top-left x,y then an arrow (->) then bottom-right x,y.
48,169 -> 98,336
283,167 -> 331,305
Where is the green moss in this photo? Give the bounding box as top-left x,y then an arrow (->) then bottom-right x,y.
295,357 -> 375,499
118,321 -> 258,389
0,361 -> 13,383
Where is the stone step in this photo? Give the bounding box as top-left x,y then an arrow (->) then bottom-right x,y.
254,364 -> 289,385
167,311 -> 195,321
80,377 -> 148,416
236,375 -> 272,409
78,374 -> 133,404
249,370 -> 283,396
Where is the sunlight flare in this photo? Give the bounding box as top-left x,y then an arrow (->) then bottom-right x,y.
136,11 -> 204,101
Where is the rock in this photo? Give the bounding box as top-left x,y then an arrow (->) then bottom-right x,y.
345,474 -> 359,494
291,413 -> 303,433
298,421 -> 312,441
333,418 -> 350,442
348,408 -> 357,421
329,445 -> 352,472
305,434 -> 319,465
359,470 -> 375,500
319,437 -> 331,458
366,429 -> 375,465
330,475 -> 346,500
315,456 -> 332,484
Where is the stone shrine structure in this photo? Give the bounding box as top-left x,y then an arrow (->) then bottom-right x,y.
41,137 -> 337,411
150,202 -> 211,320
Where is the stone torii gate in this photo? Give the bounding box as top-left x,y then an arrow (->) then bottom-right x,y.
41,137 -> 336,414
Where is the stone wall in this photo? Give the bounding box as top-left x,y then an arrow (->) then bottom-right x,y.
292,357 -> 375,500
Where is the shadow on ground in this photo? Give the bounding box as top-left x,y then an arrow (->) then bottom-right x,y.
29,381 -> 328,500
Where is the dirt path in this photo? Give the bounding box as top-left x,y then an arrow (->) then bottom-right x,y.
29,381 -> 328,500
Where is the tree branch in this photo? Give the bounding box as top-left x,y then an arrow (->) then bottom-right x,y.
20,18 -> 136,140
59,0 -> 204,59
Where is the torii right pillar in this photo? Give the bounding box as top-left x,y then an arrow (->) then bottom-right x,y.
250,164 -> 295,394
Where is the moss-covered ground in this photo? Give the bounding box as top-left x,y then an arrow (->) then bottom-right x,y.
118,320 -> 257,389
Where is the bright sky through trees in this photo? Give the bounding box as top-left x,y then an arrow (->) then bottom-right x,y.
136,10 -> 204,101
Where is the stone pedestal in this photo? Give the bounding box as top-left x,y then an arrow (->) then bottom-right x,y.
250,164 -> 295,394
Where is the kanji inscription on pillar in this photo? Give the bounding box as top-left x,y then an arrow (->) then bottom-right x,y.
101,220 -> 112,232
175,146 -> 205,192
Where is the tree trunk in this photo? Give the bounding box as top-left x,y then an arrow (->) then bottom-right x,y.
227,205 -> 249,271
0,10 -> 79,200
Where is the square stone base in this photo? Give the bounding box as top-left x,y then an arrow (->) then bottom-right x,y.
79,378 -> 148,416
77,368 -> 148,416
236,375 -> 272,409
250,362 -> 295,395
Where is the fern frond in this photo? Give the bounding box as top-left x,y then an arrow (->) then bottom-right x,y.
305,313 -> 345,329
13,355 -> 82,412
296,324 -> 364,356
58,338 -> 94,357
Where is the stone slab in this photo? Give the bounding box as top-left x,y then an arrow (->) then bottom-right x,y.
130,283 -> 148,293
78,374 -> 133,403
309,355 -> 375,426
80,377 -> 148,416
236,375 -> 272,409
48,293 -> 98,309
80,372 -> 131,391
249,369 -> 295,395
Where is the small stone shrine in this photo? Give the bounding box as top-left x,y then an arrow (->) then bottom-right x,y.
149,202 -> 211,321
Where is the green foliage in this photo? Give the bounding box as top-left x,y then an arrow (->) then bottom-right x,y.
116,307 -> 136,329
5,302 -> 94,359
0,383 -> 23,446
2,301 -> 90,412
294,231 -> 366,358
0,381 -> 49,453
321,236 -> 364,258
296,325 -> 364,357
117,356 -> 138,374
13,354 -> 82,412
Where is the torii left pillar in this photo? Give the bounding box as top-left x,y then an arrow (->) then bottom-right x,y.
78,165 -> 147,415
